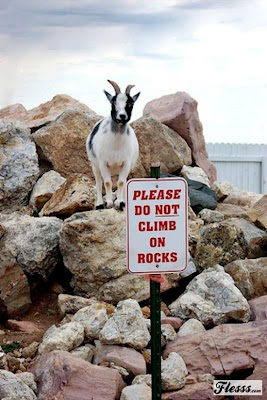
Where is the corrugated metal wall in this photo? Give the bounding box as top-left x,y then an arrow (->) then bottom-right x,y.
206,143 -> 267,194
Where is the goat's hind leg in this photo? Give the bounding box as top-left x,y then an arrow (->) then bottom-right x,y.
114,163 -> 130,211
92,165 -> 104,210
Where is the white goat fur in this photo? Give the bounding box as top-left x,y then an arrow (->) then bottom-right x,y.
86,83 -> 140,210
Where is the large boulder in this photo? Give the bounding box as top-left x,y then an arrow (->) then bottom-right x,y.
0,370 -> 36,400
164,320 -> 267,376
32,109 -> 101,178
224,258 -> 267,300
31,350 -> 125,400
248,194 -> 267,230
130,115 -> 192,178
0,121 -> 39,212
143,92 -> 216,183
0,213 -> 63,281
72,303 -> 109,342
195,218 -> 267,269
169,265 -> 250,327
0,103 -> 28,120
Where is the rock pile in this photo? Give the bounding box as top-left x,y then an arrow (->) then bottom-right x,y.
0,93 -> 266,399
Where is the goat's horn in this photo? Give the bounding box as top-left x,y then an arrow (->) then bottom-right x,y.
107,80 -> 121,94
125,84 -> 135,94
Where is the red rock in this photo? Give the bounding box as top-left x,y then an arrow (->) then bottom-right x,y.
143,92 -> 216,183
161,317 -> 183,330
6,319 -> 41,333
235,366 -> 267,400
249,296 -> 267,321
163,321 -> 267,376
162,381 -> 220,399
93,342 -> 146,376
31,350 -> 125,400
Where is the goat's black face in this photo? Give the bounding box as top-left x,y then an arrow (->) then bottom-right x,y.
104,91 -> 140,125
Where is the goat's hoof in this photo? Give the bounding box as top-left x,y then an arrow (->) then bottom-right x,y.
115,200 -> 125,211
105,200 -> 113,209
96,204 -> 105,210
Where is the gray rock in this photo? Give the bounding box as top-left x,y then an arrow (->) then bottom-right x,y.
16,372 -> 37,394
169,265 -> 250,327
58,294 -> 98,314
72,303 -> 109,342
0,370 -> 36,400
0,213 -> 63,281
198,208 -> 224,223
70,345 -> 94,362
177,318 -> 205,337
99,299 -> 150,350
0,121 -> 39,212
120,383 -> 151,400
132,374 -> 152,387
161,352 -> 188,391
38,322 -> 85,355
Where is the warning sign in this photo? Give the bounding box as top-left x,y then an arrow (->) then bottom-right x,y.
126,178 -> 188,274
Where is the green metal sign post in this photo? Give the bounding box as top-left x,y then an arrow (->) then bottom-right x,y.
150,165 -> 162,400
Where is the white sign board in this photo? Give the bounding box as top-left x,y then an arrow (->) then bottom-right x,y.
126,178 -> 188,274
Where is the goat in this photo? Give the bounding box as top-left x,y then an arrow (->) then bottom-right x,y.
86,79 -> 140,210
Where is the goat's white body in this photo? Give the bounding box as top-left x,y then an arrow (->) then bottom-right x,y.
86,116 -> 139,209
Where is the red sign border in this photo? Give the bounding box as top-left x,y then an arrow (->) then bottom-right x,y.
126,177 -> 188,274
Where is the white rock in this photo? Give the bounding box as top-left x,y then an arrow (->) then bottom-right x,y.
29,170 -> 66,212
132,374 -> 152,387
161,324 -> 177,343
181,166 -> 210,187
162,352 -> 188,391
99,299 -> 150,350
0,370 -> 37,399
177,318 -> 206,337
198,209 -> 224,223
120,383 -> 151,400
72,303 -> 108,341
16,372 -> 37,394
38,322 -> 84,355
58,293 -> 98,314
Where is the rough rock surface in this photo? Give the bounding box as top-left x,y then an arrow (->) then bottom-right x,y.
223,188 -> 262,207
216,203 -> 249,220
120,383 -> 151,400
249,295 -> 267,321
31,350 -> 125,400
235,366 -> 267,400
0,370 -> 36,400
131,115 -> 192,178
162,381 -> 215,399
181,166 -> 210,187
93,341 -> 146,376
59,209 -> 126,297
0,121 -> 39,212
40,173 -> 96,217
29,170 -> 66,212
162,352 -> 188,391
169,265 -> 250,327
198,209 -> 224,223
164,320 -> 267,376
70,345 -> 94,362
72,303 -> 109,341
58,294 -> 98,315
99,299 -> 150,350
195,218 -> 267,269
212,181 -> 234,201
224,258 -> 267,299
32,109 -> 101,178
248,194 -> 267,230
38,322 -> 85,355
0,103 -> 28,120
177,319 -> 205,337
143,92 -> 216,183
0,213 -> 63,281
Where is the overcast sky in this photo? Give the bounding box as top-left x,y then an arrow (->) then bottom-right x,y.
1,0 -> 267,143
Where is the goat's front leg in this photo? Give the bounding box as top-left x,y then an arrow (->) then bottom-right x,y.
99,162 -> 113,208
92,164 -> 104,210
114,162 -> 131,211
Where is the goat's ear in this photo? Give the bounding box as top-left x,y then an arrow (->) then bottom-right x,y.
104,90 -> 113,103
132,92 -> 140,102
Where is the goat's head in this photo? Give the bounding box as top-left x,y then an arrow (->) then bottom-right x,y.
104,80 -> 140,124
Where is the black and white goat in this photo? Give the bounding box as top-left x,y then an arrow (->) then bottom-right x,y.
86,80 -> 140,210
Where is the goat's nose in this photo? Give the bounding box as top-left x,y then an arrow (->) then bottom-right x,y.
119,114 -> 126,121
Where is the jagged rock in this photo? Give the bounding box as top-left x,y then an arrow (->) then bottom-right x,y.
169,265 -> 250,327
162,382 -> 215,399
212,181 -> 234,201
164,321 -> 267,375
120,383 -> 151,400
186,178 -> 217,214
31,350 -> 125,400
40,173 -> 95,217
216,203 -> 249,219
99,299 -> 150,350
181,166 -> 210,187
70,345 -> 94,362
162,352 -> 188,391
93,341 -> 146,376
59,209 -> 126,298
143,92 -> 216,183
38,322 -> 85,355
198,208 -> 224,223
223,188 -> 262,207
0,121 -> 39,212
0,370 -> 36,400
0,103 -> 28,120
195,218 -> 267,269
248,194 -> 267,230
177,319 -> 205,338
0,213 -> 63,281
29,170 -> 66,212
32,109 -> 101,178
130,115 -> 192,178
249,295 -> 267,321
72,303 -> 109,342
224,258 -> 267,300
